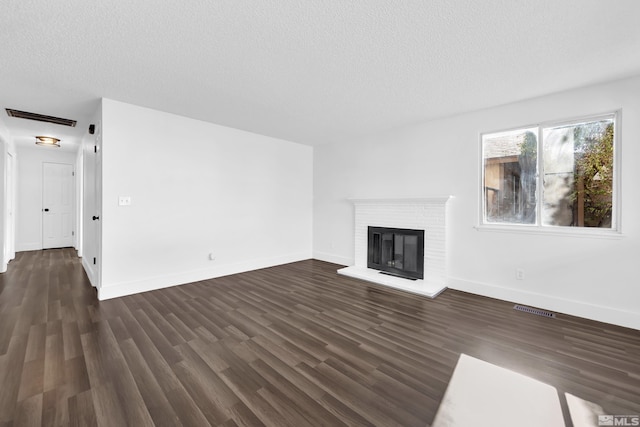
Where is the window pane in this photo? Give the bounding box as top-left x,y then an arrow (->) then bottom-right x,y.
542,118 -> 614,228
483,128 -> 538,224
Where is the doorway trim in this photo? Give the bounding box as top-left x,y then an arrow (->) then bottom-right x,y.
42,161 -> 75,249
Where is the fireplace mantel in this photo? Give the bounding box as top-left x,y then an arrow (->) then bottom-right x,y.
338,196 -> 451,298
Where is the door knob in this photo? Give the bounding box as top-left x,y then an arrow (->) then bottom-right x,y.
92,215 -> 100,221
43,208 -> 49,212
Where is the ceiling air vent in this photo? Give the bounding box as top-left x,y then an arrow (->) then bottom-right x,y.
5,109 -> 77,127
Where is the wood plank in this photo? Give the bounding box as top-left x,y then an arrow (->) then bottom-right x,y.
0,249 -> 638,425
13,393 -> 42,427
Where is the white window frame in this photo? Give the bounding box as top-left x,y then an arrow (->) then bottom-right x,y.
477,111 -> 622,238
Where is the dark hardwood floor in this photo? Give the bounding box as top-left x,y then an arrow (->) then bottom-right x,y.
0,249 -> 638,426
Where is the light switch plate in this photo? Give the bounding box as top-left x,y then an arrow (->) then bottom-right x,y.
118,196 -> 132,206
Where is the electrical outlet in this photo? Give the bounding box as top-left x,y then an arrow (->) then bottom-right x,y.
516,268 -> 525,280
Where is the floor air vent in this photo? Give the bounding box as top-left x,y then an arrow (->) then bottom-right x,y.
514,304 -> 556,318
5,109 -> 77,127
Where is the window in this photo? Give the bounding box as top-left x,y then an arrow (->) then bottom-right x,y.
481,113 -> 618,232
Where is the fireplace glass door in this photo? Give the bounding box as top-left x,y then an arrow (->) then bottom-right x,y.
367,226 -> 424,280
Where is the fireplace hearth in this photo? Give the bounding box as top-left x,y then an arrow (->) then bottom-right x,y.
367,226 -> 424,280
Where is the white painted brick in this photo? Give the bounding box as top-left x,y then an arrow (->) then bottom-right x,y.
351,197 -> 450,290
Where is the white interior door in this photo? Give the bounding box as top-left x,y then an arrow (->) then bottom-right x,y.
82,121 -> 102,288
42,162 -> 74,249
93,122 -> 102,285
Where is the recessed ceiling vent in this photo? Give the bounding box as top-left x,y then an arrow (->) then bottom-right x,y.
5,109 -> 77,127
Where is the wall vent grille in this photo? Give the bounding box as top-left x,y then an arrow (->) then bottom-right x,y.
5,109 -> 77,127
514,304 -> 556,318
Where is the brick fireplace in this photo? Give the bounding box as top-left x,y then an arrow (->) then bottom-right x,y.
337,197 -> 451,298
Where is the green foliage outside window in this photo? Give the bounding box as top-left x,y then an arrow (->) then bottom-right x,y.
572,122 -> 614,227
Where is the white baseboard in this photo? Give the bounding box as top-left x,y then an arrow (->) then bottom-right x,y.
448,277 -> 640,331
81,257 -> 98,288
312,251 -> 352,266
97,252 -> 311,301
16,242 -> 42,252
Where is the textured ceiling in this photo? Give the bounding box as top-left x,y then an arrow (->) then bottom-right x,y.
1,0 -> 640,152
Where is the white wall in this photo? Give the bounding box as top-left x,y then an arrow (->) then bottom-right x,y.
313,75 -> 640,330
98,99 -> 313,299
75,140 -> 83,256
15,146 -> 77,252
0,119 -> 17,272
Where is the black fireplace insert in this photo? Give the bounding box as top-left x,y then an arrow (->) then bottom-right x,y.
367,226 -> 424,280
